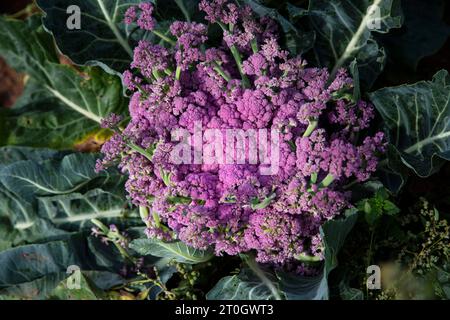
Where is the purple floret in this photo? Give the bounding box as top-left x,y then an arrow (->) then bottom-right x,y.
98,0 -> 386,266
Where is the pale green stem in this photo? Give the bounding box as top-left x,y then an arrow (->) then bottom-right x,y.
91,219 -> 136,263
152,211 -> 161,228
230,45 -> 250,88
91,218 -> 109,234
303,119 -> 318,137
251,38 -> 258,54
128,143 -> 153,162
213,62 -> 232,82
139,206 -> 150,226
96,0 -> 132,56
319,174 -> 335,188
152,69 -> 162,80
175,66 -> 182,81
310,172 -> 318,184
152,30 -> 176,45
217,22 -> 250,88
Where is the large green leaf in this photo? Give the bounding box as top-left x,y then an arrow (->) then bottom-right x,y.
0,153 -> 101,202
308,0 -> 402,88
321,209 -> 359,276
36,0 -> 142,74
206,268 -> 279,300
207,211 -> 358,300
0,15 -> 59,80
0,236 -> 125,299
0,146 -> 66,167
380,0 -> 450,70
0,148 -> 137,238
48,270 -> 122,300
129,239 -> 214,264
369,69 -> 450,177
277,271 -> 328,300
0,16 -> 127,148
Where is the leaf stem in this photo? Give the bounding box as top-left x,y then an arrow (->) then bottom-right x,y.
251,38 -> 258,54
175,66 -> 182,80
128,142 -> 154,162
319,174 -> 335,188
303,119 -> 318,137
152,30 -> 176,45
330,0 -> 383,78
213,62 -> 232,82
230,45 -> 250,88
217,22 -> 250,88
96,0 -> 133,56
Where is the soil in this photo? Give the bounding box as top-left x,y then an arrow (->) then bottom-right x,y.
0,0 -> 31,108
0,58 -> 24,108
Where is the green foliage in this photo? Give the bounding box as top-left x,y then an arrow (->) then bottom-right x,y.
0,16 -> 127,149
0,147 -> 139,247
380,0 -> 450,70
36,0 -> 141,75
358,188 -> 400,226
369,70 -> 450,177
0,236 -> 125,299
308,0 -> 402,88
130,239 -> 214,264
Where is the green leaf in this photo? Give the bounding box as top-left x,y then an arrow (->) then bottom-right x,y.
436,263 -> 450,299
277,271 -> 327,300
129,239 -> 214,264
308,0 -> 402,88
369,69 -> 450,177
0,273 -> 68,299
49,270 -> 106,300
0,146 -> 66,166
0,153 -> 101,202
36,0 -> 141,74
357,187 -> 399,226
37,188 -> 139,231
0,15 -> 59,80
0,236 -> 126,299
380,0 -> 450,70
4,76 -> 120,149
0,16 -> 127,148
156,0 -> 202,23
321,210 -> 359,276
377,145 -> 410,193
206,268 -> 279,300
0,148 -> 137,239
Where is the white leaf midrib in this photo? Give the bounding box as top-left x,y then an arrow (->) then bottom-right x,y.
96,0 -> 132,56
330,0 -> 383,77
45,85 -> 102,123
